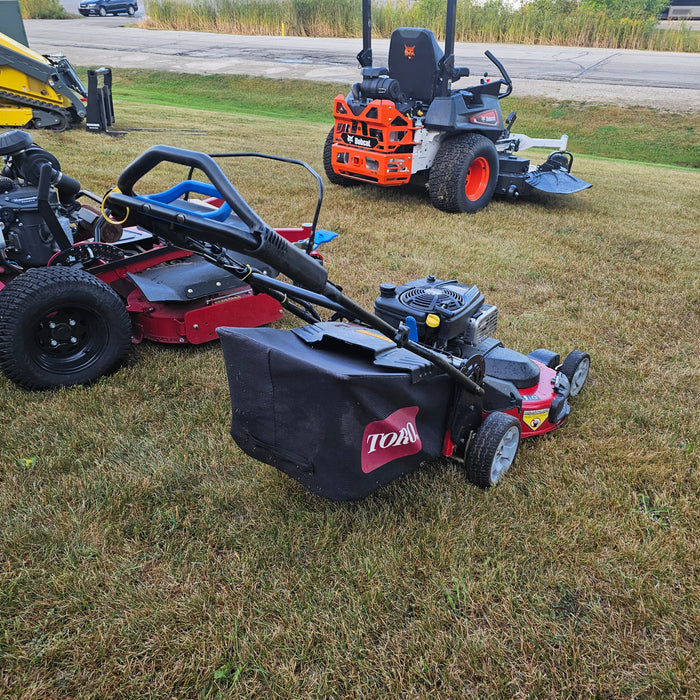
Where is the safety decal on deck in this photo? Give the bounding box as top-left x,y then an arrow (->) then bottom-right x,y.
523,409 -> 549,431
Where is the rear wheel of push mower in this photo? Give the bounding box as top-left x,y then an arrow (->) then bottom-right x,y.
323,128 -> 358,187
464,412 -> 521,488
0,267 -> 132,390
559,350 -> 590,397
429,134 -> 499,213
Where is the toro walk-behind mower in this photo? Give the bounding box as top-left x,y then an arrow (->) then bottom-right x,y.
91,144 -> 589,500
0,129 -> 334,390
324,0 -> 591,213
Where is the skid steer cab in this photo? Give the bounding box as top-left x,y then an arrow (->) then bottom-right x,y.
324,0 -> 591,213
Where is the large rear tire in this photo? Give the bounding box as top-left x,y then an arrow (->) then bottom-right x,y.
0,267 -> 132,390
464,412 -> 521,488
323,128 -> 359,187
429,134 -> 499,213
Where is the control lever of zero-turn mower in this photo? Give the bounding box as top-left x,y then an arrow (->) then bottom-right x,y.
107,145 -> 329,293
484,50 -> 513,99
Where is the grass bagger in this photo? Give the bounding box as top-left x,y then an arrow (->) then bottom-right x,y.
96,145 -> 590,500
324,0 -> 591,213
0,129 -> 334,390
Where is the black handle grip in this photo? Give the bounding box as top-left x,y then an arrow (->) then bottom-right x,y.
117,144 -> 268,234
485,50 -> 513,99
113,145 -> 329,293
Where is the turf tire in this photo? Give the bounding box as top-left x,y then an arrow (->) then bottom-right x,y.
464,412 -> 521,488
323,128 -> 359,187
0,267 -> 132,390
559,350 -> 590,398
429,133 -> 499,213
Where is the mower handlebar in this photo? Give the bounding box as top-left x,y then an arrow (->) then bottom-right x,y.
111,145 -> 329,293
117,145 -> 267,234
485,50 -> 513,99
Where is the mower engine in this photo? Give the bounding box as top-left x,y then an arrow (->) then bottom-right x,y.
374,275 -> 582,440
374,276 -> 497,351
0,129 -> 94,269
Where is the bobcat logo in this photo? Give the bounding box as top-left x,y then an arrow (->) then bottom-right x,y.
404,44 -> 415,59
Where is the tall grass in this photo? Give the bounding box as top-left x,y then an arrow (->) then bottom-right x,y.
19,0 -> 68,19
144,0 -> 700,51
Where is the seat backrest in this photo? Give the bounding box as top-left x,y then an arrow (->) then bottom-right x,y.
388,27 -> 444,104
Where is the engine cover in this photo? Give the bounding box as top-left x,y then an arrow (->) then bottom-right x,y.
374,275 -> 497,347
0,185 -> 65,267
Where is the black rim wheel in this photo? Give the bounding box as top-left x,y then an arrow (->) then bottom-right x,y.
0,267 -> 132,390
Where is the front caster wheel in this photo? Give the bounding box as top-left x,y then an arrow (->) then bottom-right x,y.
0,267 -> 132,390
465,412 -> 521,488
559,350 -> 590,397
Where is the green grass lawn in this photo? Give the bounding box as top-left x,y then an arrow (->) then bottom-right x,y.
0,79 -> 698,698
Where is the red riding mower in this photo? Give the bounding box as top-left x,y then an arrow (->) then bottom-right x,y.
324,0 -> 591,213
0,129 -> 334,390
89,144 -> 588,501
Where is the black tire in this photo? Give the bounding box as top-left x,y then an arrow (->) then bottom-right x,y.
98,5 -> 107,15
323,128 -> 359,187
464,412 -> 521,488
429,134 -> 499,213
0,267 -> 132,390
559,350 -> 590,398
127,4 -> 136,14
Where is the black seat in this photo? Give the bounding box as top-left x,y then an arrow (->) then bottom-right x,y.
388,28 -> 444,104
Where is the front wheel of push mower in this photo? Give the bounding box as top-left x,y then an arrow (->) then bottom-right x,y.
323,128 -> 358,187
464,412 -> 521,488
429,134 -> 499,213
0,267 -> 132,390
559,350 -> 590,398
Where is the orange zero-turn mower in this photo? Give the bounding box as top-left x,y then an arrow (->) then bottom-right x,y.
324,0 -> 591,213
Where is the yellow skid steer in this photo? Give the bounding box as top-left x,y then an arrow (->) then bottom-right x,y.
0,31 -> 91,131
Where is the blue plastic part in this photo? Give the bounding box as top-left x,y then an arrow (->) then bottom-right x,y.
313,229 -> 338,250
138,180 -> 233,221
405,315 -> 419,342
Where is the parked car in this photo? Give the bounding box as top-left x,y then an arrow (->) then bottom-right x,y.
78,0 -> 138,16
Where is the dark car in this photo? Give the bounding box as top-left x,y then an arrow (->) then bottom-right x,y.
78,0 -> 138,16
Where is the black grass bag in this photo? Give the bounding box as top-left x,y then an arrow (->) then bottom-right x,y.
219,322 -> 453,500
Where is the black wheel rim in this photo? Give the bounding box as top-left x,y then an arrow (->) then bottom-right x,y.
30,303 -> 110,376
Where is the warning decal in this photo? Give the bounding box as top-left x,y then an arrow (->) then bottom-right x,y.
523,409 -> 549,431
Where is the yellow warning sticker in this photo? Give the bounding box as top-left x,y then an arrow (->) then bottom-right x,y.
523,410 -> 549,431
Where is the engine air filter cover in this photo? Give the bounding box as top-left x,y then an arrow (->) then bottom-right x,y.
374,276 -> 486,343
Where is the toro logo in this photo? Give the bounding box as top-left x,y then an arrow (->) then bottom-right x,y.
404,44 -> 415,59
361,406 -> 422,473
